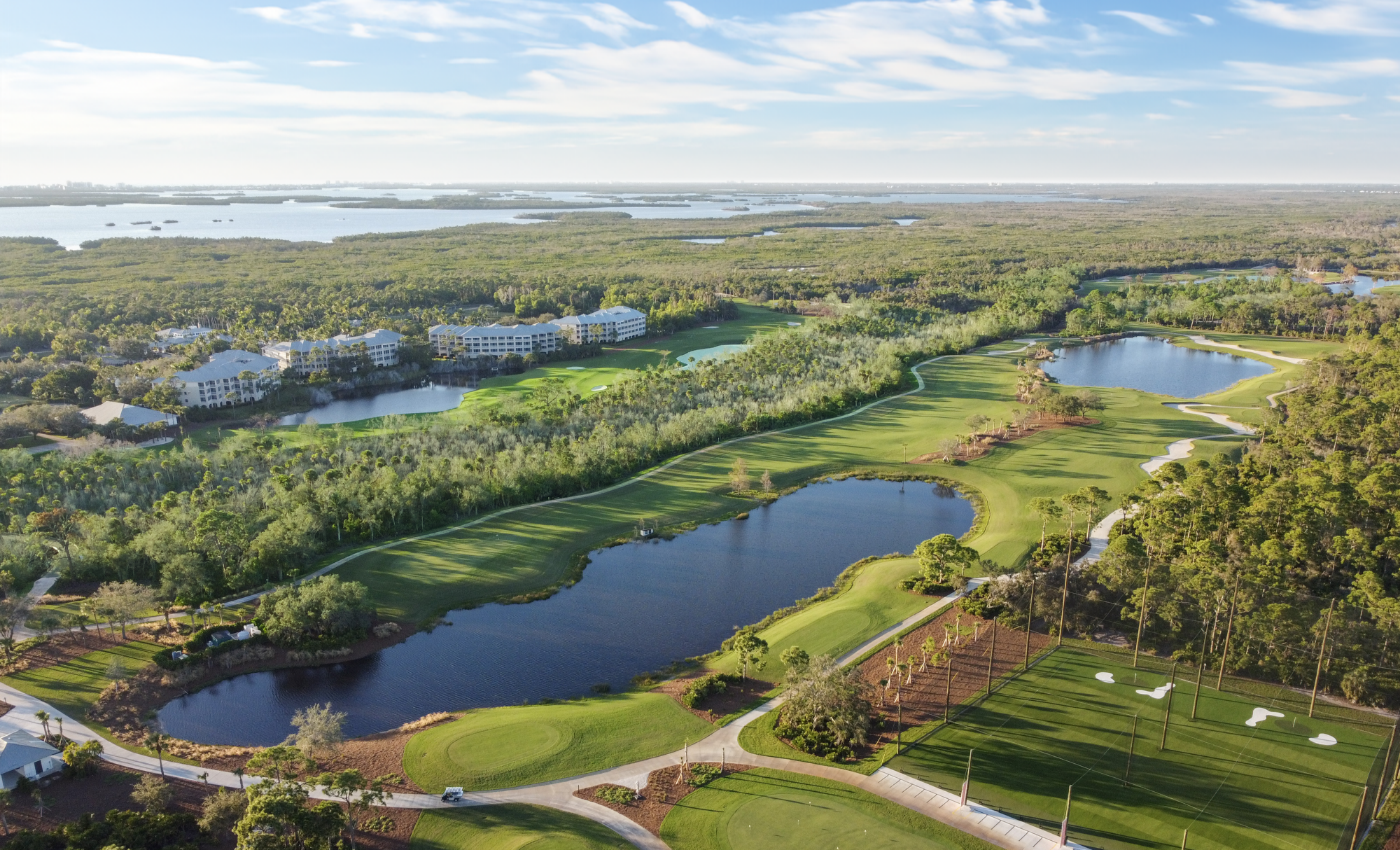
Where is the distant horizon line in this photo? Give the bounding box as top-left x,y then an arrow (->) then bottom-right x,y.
5,181 -> 1400,191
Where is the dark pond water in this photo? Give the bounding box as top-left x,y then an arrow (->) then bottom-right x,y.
1041,335 -> 1273,398
156,477 -> 974,744
277,384 -> 468,426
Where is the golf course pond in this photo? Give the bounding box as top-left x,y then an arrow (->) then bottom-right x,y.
155,476 -> 975,744
1041,335 -> 1272,398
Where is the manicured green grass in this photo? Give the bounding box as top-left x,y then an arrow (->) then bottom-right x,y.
659,768 -> 997,850
0,393 -> 33,412
890,647 -> 1387,850
455,303 -> 806,413
333,355 -> 1227,623
411,804 -> 631,850
705,556 -> 930,683
1,640 -> 193,762
403,692 -> 714,793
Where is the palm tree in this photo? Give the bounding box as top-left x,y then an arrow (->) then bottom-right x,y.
234,766 -> 245,789
31,790 -> 45,825
920,636 -> 940,672
0,788 -> 11,835
144,732 -> 166,778
34,710 -> 50,741
55,718 -> 63,744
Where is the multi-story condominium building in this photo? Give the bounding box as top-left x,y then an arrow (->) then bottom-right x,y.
554,306 -> 647,344
429,323 -> 561,357
161,350 -> 282,409
262,329 -> 404,376
151,325 -> 232,351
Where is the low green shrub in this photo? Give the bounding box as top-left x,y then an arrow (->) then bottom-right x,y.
361,815 -> 395,833
681,673 -> 739,708
687,764 -> 722,787
594,786 -> 637,805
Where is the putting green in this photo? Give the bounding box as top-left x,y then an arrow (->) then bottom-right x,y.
411,804 -> 630,849
404,692 -> 713,792
660,768 -> 995,850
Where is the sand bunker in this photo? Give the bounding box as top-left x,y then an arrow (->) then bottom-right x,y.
1310,733 -> 1338,746
1095,672 -> 1116,684
1135,683 -> 1175,700
591,385 -> 608,392
566,366 -> 586,370
1246,707 -> 1285,727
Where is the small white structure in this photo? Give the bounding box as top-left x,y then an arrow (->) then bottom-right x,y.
234,623 -> 262,641
151,326 -> 231,352
429,323 -> 560,358
161,349 -> 282,409
0,730 -> 63,790
555,306 -> 646,344
262,329 -> 404,376
81,401 -> 178,428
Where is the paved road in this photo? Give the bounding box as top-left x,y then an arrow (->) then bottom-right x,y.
1186,334 -> 1308,365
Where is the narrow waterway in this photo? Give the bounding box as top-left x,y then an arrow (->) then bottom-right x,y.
156,477 -> 974,744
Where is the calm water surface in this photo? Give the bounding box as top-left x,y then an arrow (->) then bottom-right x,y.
1,189 -> 1107,247
155,477 -> 973,744
278,384 -> 467,426
1041,335 -> 1273,398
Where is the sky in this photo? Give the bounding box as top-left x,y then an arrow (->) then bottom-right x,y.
1,0 -> 1399,184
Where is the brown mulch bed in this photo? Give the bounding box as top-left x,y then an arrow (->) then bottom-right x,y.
0,701 -> 11,719
911,417 -> 1100,463
855,608 -> 1053,748
657,675 -> 772,723
575,763 -> 751,836
0,762 -> 225,848
88,623 -> 418,764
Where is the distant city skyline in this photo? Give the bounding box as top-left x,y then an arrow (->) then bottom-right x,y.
2,0 -> 1399,184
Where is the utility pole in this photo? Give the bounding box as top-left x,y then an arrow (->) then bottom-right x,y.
1350,786 -> 1368,850
945,653 -> 953,723
1181,828 -> 1189,850
1133,554 -> 1152,668
986,623 -> 997,698
1309,599 -> 1336,718
1059,785 -> 1073,847
960,750 -> 972,807
1024,570 -> 1036,671
1216,576 -> 1240,692
1191,645 -> 1205,721
1125,714 -> 1138,785
1057,550 -> 1072,646
1160,662 -> 1178,750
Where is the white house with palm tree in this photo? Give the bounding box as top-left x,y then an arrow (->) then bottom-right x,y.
0,730 -> 62,789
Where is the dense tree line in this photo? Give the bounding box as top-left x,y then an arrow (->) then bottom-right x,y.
0,274 -> 1072,607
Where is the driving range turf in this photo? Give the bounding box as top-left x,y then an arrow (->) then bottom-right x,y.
403,692 -> 714,793
659,768 -> 997,850
411,804 -> 630,849
889,646 -> 1390,850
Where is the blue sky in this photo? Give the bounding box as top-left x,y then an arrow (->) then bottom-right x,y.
2,0 -> 1398,183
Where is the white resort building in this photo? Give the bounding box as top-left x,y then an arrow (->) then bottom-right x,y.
555,306 -> 647,344
262,329 -> 404,376
161,349 -> 282,409
152,325 -> 232,351
429,323 -> 561,357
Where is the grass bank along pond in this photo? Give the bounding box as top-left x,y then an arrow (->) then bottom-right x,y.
155,476 -> 974,745
1040,334 -> 1273,397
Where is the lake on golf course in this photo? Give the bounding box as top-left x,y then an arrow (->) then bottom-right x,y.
156,476 -> 974,744
1040,335 -> 1273,398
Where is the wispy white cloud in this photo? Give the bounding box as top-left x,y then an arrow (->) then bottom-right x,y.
306,59 -> 355,66
1193,13 -> 1217,24
666,1 -> 714,28
1227,57 -> 1400,84
1237,85 -> 1365,107
1231,0 -> 1400,36
449,57 -> 496,64
240,0 -> 654,42
1103,10 -> 1181,36
1171,98 -> 1197,107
